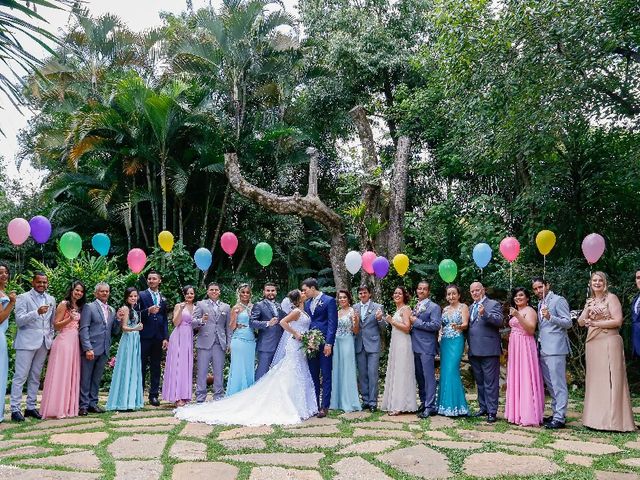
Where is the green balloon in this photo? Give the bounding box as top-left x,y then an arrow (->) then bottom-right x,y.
438,259 -> 458,283
60,231 -> 82,260
254,242 -> 273,267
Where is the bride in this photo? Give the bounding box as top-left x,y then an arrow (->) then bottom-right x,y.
175,289 -> 318,425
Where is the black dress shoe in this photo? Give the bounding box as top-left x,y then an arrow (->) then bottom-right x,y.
24,408 -> 42,419
149,397 -> 160,407
11,411 -> 25,422
473,410 -> 488,417
544,419 -> 565,429
88,405 -> 105,414
79,409 -> 88,416
368,405 -> 377,413
486,414 -> 497,423
317,408 -> 327,418
543,415 -> 553,424
417,403 -> 426,414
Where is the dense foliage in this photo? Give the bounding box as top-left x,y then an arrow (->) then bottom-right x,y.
2,0 -> 640,386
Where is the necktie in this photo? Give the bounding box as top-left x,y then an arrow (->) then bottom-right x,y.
361,303 -> 368,320
151,291 -> 159,306
311,296 -> 319,314
269,301 -> 278,317
101,303 -> 109,323
471,302 -> 479,322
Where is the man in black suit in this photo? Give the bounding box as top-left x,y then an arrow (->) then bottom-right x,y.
136,270 -> 169,406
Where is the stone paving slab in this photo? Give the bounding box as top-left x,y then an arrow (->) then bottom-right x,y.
357,421 -> 408,430
115,459 -> 164,480
172,462 -> 239,480
595,472 -> 640,480
113,424 -> 176,433
108,433 -> 168,459
0,465 -> 101,479
549,439 -> 621,455
429,440 -> 484,450
111,416 -> 180,427
49,432 -> 109,446
564,454 -> 594,467
38,418 -> 100,429
377,445 -> 452,479
249,466 -> 323,480
0,439 -> 32,449
287,425 -> 340,435
180,422 -> 214,439
220,438 -> 267,450
463,452 -> 560,477
276,436 -> 352,449
222,453 -> 324,468
218,426 -> 273,440
294,417 -> 340,427
170,440 -> 207,460
337,439 -> 400,454
111,410 -> 174,419
378,414 -> 419,423
0,445 -> 54,458
353,428 -> 414,439
21,450 -> 101,471
333,456 -> 393,480
428,416 -> 456,429
620,458 -> 640,468
425,431 -> 451,440
503,446 -> 555,458
340,411 -> 371,420
458,430 -> 535,446
27,421 -> 105,435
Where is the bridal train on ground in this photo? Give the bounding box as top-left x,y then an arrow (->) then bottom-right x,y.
174,308 -> 317,426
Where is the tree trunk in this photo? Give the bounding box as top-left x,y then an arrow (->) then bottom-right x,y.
146,164 -> 158,240
225,149 -> 348,289
209,182 -> 231,255
387,136 -> 411,257
160,152 -> 168,231
200,179 -> 213,245
178,197 -> 184,242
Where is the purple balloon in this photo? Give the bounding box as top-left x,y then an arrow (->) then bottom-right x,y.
372,256 -> 390,278
29,216 -> 52,244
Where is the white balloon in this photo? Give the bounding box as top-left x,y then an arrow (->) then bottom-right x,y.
344,250 -> 363,275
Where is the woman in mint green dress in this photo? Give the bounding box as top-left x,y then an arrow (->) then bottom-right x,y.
226,284 -> 256,396
330,289 -> 362,412
107,287 -> 144,411
437,285 -> 469,416
0,263 -> 16,423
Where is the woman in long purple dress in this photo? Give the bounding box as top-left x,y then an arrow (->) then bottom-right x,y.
162,285 -> 195,406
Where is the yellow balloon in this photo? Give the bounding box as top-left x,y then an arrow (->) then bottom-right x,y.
536,230 -> 556,256
158,230 -> 174,253
392,254 -> 410,276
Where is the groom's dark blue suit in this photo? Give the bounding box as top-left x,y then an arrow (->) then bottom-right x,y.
305,293 -> 338,409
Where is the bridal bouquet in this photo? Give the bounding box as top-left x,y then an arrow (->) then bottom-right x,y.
300,329 -> 325,358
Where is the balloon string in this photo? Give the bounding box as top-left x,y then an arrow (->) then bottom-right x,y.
167,254 -> 184,292
229,255 -> 235,276
509,264 -> 513,291
543,255 -> 546,283
41,244 -> 45,266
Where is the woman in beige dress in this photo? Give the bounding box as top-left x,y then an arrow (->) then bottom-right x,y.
381,286 -> 417,415
578,271 -> 635,432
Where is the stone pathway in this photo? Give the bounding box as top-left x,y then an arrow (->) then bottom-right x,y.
0,394 -> 639,479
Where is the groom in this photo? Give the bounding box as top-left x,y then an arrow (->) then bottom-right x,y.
250,282 -> 285,380
302,278 -> 337,418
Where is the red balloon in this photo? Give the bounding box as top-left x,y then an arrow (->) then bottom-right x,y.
220,232 -> 239,256
127,248 -> 147,274
499,237 -> 520,263
362,251 -> 376,274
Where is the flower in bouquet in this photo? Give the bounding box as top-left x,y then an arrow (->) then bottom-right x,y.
300,329 -> 325,358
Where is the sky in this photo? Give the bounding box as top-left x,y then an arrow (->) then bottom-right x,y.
0,0 -> 298,191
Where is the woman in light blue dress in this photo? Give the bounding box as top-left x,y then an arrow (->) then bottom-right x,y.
226,284 -> 256,396
330,289 -> 362,412
0,263 -> 16,422
437,284 -> 469,416
107,287 -> 144,411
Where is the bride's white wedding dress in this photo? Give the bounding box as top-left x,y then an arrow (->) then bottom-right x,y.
175,308 -> 318,425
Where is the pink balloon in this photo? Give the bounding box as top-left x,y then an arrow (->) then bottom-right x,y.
499,236 -> 520,263
582,233 -> 606,265
127,248 -> 147,274
7,218 -> 31,246
220,232 -> 239,256
362,251 -> 376,274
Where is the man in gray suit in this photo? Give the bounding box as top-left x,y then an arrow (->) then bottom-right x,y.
193,282 -> 231,402
468,281 -> 503,423
250,282 -> 284,380
532,277 -> 572,429
79,282 -> 120,415
10,272 -> 55,421
410,280 -> 442,418
353,285 -> 385,412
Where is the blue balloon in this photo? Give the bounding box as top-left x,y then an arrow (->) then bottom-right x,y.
91,233 -> 111,256
194,247 -> 212,271
472,243 -> 492,269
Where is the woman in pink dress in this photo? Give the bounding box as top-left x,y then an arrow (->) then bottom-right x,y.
505,286 -> 544,426
162,285 -> 195,406
41,281 -> 86,419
